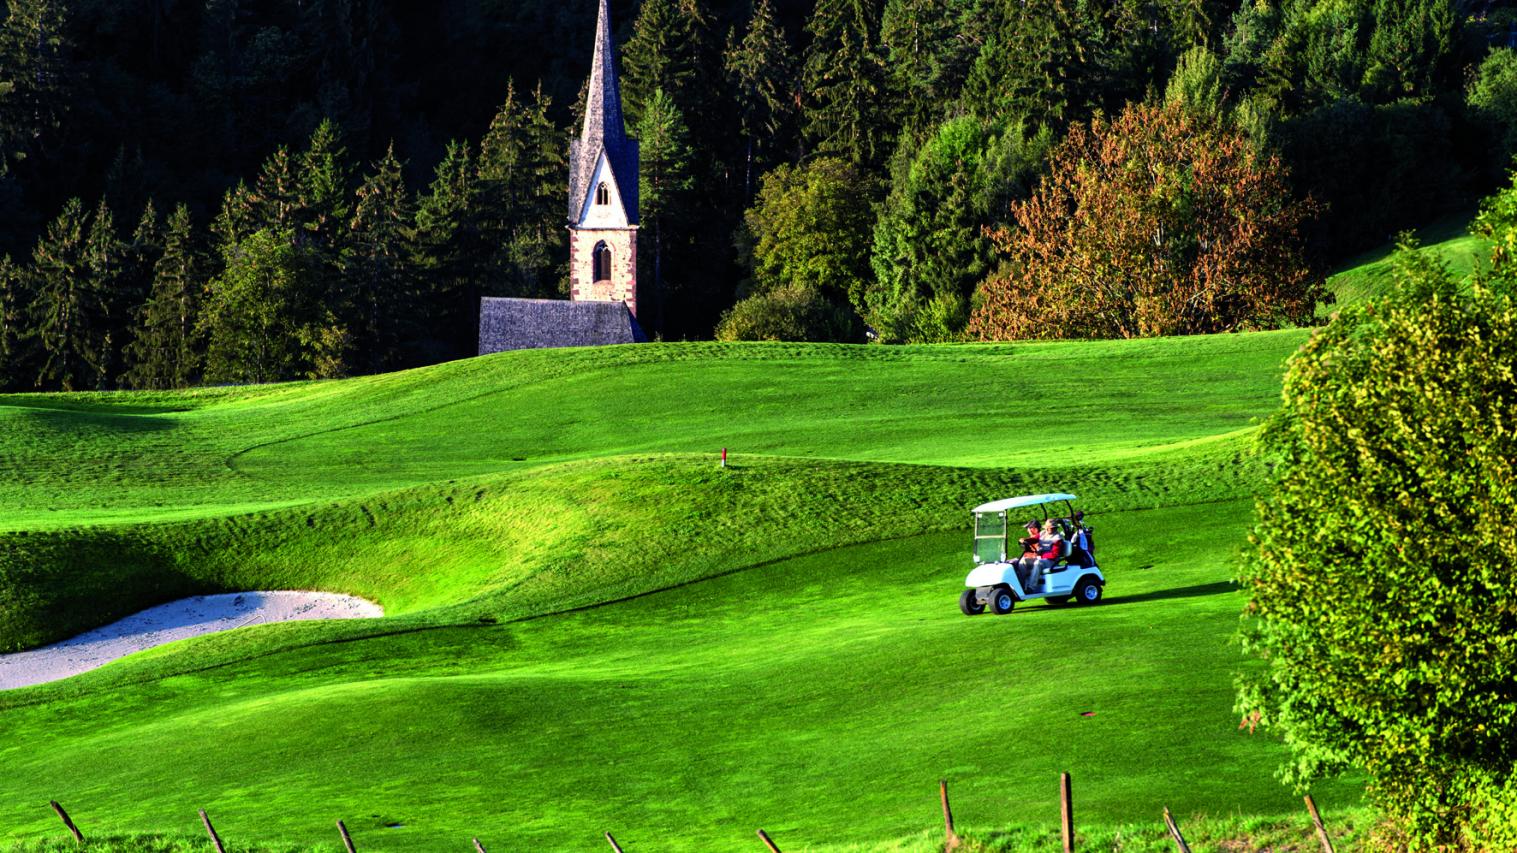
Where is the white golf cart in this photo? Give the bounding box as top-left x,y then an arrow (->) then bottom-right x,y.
959,493 -> 1106,615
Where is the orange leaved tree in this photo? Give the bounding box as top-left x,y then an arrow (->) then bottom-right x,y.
966,102 -> 1322,341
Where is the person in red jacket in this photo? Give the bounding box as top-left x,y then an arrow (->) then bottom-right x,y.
1026,518 -> 1066,593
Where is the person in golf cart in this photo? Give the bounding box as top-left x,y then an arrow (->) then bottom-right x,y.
1013,521 -> 1041,588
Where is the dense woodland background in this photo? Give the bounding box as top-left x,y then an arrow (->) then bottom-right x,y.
2,0 -> 1517,389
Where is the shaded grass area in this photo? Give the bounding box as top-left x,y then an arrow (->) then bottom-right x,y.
1323,211 -> 1487,312
0,333 -> 1362,851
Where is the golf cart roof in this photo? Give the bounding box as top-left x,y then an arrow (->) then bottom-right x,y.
972,493 -> 1078,514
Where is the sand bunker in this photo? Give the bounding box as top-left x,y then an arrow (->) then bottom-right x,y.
0,591 -> 383,690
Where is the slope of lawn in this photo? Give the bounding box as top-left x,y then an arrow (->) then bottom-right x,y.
1323,211 -> 1487,311
0,330 -> 1363,851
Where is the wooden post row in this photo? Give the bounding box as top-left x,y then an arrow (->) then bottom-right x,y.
199,809 -> 227,853
756,828 -> 782,852
1162,806 -> 1191,853
49,800 -> 84,844
1060,772 -> 1075,853
1304,795 -> 1336,853
336,818 -> 358,853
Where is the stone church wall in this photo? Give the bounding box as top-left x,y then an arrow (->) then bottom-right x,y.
569,227 -> 638,318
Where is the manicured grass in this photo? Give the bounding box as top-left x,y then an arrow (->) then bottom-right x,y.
0,332 -> 1362,850
1323,211 -> 1487,312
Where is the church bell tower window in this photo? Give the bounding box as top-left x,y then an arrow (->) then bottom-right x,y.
593,241 -> 612,283
596,183 -> 609,206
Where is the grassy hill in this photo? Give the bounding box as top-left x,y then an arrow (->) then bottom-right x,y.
1323,212 -> 1488,312
0,331 -> 1366,851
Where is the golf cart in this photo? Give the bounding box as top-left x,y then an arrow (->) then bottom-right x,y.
959,493 -> 1106,615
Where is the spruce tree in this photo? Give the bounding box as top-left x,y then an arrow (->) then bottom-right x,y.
636,88 -> 695,332
298,118 -> 352,250
413,140 -> 480,357
30,198 -> 107,390
802,0 -> 892,167
725,0 -> 798,198
0,0 -> 70,167
124,204 -> 202,389
959,0 -> 1099,127
345,143 -> 414,372
250,146 -> 300,234
880,0 -> 980,139
622,0 -> 719,131
0,253 -> 29,390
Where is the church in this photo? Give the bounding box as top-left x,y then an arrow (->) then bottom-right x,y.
477,0 -> 645,355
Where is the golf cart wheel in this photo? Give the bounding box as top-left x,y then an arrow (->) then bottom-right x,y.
959,588 -> 985,616
990,587 -> 1017,615
1074,577 -> 1103,606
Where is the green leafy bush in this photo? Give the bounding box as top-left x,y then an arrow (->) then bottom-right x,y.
714,285 -> 859,342
1240,192 -> 1517,847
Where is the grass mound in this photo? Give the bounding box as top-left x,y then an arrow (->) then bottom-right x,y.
0,332 -> 1362,851
1324,212 -> 1487,311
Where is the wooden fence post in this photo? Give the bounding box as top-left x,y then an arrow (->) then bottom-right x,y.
605,831 -> 626,852
1304,795 -> 1336,853
48,801 -> 84,844
472,837 -> 487,853
1162,807 -> 1191,853
336,819 -> 357,853
757,828 -> 782,852
198,809 -> 226,853
1060,772 -> 1075,853
940,779 -> 960,849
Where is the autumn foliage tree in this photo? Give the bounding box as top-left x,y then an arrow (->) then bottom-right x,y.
967,102 -> 1323,341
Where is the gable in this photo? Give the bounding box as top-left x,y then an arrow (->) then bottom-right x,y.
575,151 -> 630,229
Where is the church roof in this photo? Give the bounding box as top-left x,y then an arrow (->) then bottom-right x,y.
569,0 -> 639,224
478,297 -> 647,354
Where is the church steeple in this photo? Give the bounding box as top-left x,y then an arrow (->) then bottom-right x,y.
567,0 -> 640,319
568,0 -> 638,226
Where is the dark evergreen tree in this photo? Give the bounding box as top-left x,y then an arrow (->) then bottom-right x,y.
637,88 -> 695,332
345,144 -> 415,372
30,198 -> 108,390
413,140 -> 480,358
802,0 -> 892,167
959,0 -> 1100,128
725,0 -> 798,198
879,0 -> 980,139
0,253 -> 29,389
476,82 -> 567,299
124,204 -> 203,389
0,0 -> 70,168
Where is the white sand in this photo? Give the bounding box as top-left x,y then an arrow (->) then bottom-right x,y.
0,591 -> 383,691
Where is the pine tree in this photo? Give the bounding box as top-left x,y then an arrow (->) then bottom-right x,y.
124,204 -> 202,389
802,0 -> 892,167
345,143 -> 414,372
30,198 -> 108,390
725,0 -> 798,198
298,118 -> 352,250
212,181 -> 258,249
880,0 -> 980,139
622,0 -> 719,131
0,253 -> 29,390
413,140 -> 480,357
637,88 -> 695,332
0,0 -> 70,167
959,0 -> 1099,127
250,146 -> 301,234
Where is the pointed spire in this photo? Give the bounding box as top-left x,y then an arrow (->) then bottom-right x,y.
580,0 -> 627,148
569,0 -> 639,224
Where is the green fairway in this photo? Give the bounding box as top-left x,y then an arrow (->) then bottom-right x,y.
0,331 -> 1364,850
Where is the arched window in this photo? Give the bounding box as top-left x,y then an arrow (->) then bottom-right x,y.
592,241 -> 612,283
595,182 -> 610,206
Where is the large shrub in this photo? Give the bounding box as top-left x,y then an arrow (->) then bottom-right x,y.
714,285 -> 859,342
1240,193 -> 1517,846
966,101 -> 1321,341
